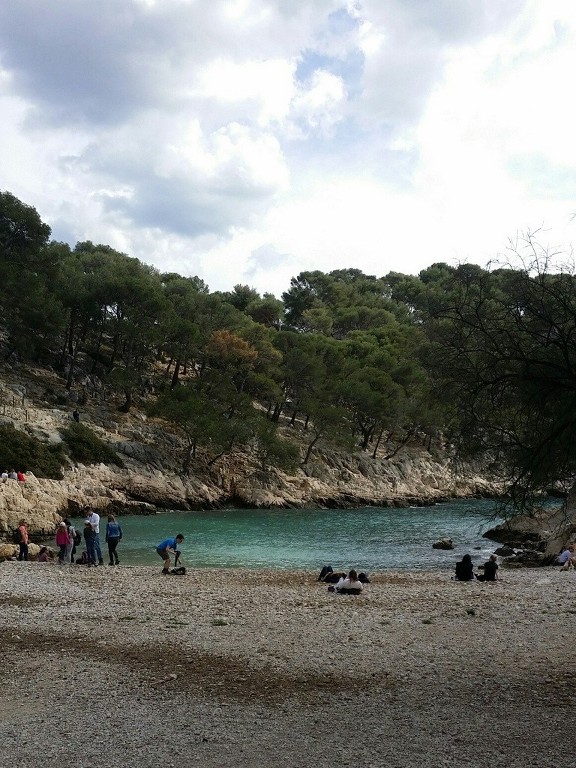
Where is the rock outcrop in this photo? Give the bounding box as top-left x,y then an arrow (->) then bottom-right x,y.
0,366 -> 504,541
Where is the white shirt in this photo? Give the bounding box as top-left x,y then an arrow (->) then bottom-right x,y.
88,511 -> 100,534
336,577 -> 363,591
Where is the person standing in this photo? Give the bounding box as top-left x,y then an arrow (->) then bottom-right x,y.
64,518 -> 76,564
156,534 -> 184,574
105,515 -> 123,566
55,522 -> 70,564
86,508 -> 104,565
83,519 -> 97,566
17,519 -> 29,561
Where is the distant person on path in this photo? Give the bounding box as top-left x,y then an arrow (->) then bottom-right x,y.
105,514 -> 123,566
156,534 -> 184,574
455,553 -> 474,581
72,409 -> 80,423
476,554 -> 499,582
557,544 -> 575,570
17,519 -> 29,561
86,508 -> 104,565
55,522 -> 70,564
83,519 -> 97,566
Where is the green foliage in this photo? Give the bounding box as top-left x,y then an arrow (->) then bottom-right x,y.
0,424 -> 65,479
13,187 -> 576,502
253,422 -> 300,472
61,422 -> 124,467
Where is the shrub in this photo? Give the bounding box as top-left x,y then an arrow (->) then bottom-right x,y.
61,422 -> 124,467
0,424 -> 65,479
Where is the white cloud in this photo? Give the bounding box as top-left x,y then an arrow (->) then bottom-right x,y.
1,0 -> 575,299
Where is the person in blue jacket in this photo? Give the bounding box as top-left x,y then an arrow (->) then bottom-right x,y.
105,514 -> 123,566
156,534 -> 184,574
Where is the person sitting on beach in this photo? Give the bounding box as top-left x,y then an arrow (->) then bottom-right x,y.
455,553 -> 474,581
318,565 -> 347,584
8,469 -> 17,480
37,546 -> 49,563
557,544 -> 575,570
16,470 -> 26,483
1,470 -> 7,483
334,569 -> 364,595
156,534 -> 184,575
476,554 -> 499,582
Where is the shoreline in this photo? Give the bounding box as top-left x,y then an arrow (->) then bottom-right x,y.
1,562 -> 575,766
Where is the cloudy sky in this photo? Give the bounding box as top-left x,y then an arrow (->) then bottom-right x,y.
1,0 -> 575,297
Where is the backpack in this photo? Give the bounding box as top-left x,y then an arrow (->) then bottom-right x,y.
12,528 -> 22,544
170,566 -> 186,576
73,529 -> 82,546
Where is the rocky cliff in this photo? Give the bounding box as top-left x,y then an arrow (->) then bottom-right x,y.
0,365 -> 501,540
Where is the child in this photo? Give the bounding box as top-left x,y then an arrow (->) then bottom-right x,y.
37,546 -> 49,563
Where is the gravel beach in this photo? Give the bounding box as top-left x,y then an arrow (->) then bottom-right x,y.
1,560 -> 575,768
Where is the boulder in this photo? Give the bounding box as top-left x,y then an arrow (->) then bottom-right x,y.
432,538 -> 454,550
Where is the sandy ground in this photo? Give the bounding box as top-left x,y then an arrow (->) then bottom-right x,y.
1,560 -> 575,768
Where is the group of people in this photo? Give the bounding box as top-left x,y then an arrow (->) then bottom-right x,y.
454,553 -> 499,582
54,509 -> 123,566
318,565 -> 370,594
2,469 -> 25,483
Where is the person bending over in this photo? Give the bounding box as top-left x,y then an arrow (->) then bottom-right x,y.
156,534 -> 184,574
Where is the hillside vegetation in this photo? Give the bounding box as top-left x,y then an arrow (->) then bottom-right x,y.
2,190 -> 576,512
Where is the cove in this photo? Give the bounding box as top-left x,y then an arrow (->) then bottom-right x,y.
107,498 -> 502,570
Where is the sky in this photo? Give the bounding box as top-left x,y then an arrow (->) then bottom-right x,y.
1,0 -> 575,298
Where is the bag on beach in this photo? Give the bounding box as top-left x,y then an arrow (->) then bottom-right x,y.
170,566 -> 186,576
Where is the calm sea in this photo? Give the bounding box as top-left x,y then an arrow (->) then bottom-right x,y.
91,499 -> 505,571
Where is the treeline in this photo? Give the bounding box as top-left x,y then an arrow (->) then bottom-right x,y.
2,190 -> 575,504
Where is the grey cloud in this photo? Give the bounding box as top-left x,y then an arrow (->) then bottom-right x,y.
0,0 -> 340,127
247,244 -> 292,275
85,148 -> 280,239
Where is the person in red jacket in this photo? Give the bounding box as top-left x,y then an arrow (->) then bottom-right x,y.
55,522 -> 70,564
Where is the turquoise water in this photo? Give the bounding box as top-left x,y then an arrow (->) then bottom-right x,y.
91,499 -> 503,571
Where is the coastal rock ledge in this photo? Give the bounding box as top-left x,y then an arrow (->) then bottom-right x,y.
0,447 -> 498,540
